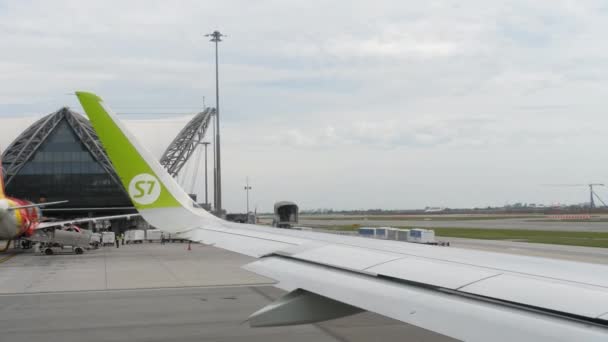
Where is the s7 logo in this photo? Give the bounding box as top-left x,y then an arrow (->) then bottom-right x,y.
133,180 -> 155,198
128,173 -> 161,205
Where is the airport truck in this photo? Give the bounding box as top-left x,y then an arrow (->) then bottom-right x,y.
32,225 -> 94,255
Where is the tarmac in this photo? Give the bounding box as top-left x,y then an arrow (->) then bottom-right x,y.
0,243 -> 456,342
1,238 -> 607,342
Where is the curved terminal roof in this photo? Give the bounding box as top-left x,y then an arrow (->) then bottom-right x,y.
1,107 -> 131,207
2,107 -> 121,187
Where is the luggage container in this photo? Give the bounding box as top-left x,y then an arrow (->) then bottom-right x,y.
358,227 -> 375,237
126,229 -> 145,244
408,229 -> 435,244
375,227 -> 388,239
396,229 -> 410,241
146,229 -> 162,242
90,233 -> 101,247
101,231 -> 115,246
386,228 -> 398,240
167,233 -> 187,243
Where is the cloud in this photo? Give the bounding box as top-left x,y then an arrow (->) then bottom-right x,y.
2,0 -> 608,210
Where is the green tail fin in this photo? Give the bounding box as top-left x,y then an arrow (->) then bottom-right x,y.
75,91 -> 187,210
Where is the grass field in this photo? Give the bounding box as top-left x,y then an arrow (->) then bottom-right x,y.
301,215 -> 543,221
310,224 -> 608,248
431,228 -> 608,248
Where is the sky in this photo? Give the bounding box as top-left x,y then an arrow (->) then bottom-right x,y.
2,0 -> 608,212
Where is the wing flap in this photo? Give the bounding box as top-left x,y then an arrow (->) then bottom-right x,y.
247,288 -> 363,327
245,256 -> 608,342
461,274 -> 608,319
365,257 -> 502,289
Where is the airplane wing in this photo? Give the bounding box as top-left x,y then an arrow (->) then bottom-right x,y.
76,91 -> 608,342
8,200 -> 68,210
35,214 -> 140,230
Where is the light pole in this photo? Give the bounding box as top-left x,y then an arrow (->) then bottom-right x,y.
244,177 -> 252,214
211,111 -> 216,211
205,30 -> 225,215
201,142 -> 211,208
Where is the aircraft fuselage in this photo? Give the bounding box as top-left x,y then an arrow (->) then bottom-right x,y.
0,198 -> 41,240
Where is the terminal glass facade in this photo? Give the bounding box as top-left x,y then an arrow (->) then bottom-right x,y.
4,120 -> 132,208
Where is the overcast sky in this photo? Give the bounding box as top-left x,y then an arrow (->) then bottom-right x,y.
2,0 -> 608,212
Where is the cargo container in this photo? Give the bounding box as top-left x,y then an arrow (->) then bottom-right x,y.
396,229 -> 410,241
90,233 -> 101,247
166,233 -> 187,243
386,228 -> 398,240
408,229 -> 435,244
375,227 -> 388,239
358,227 -> 376,237
146,229 -> 162,242
126,229 -> 145,244
101,231 -> 115,246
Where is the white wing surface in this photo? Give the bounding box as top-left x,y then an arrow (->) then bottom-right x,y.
76,91 -> 608,342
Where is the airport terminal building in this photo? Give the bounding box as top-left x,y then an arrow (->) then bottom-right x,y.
1,108 -> 136,227
1,106 -> 212,231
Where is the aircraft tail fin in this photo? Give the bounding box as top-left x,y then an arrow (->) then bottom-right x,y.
74,91 -> 212,231
75,91 -> 195,210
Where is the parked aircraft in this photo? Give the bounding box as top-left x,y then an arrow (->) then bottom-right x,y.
0,157 -> 137,252
76,91 -> 608,342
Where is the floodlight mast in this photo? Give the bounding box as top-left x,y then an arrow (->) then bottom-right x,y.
205,30 -> 226,215
202,141 -> 211,207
